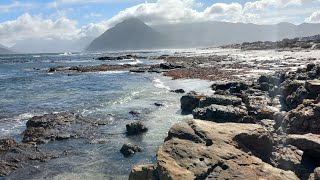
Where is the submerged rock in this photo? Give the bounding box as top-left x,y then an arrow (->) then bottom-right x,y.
126,121 -> 148,135
22,112 -> 103,144
170,89 -> 185,93
120,143 -> 143,157
0,139 -> 52,177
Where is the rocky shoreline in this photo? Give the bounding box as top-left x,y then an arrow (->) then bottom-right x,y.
1,46 -> 320,179
129,61 -> 320,179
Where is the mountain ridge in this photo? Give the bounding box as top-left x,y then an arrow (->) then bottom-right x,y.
0,44 -> 14,54
86,18 -> 320,51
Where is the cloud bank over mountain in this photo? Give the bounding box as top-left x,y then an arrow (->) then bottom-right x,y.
0,0 -> 319,52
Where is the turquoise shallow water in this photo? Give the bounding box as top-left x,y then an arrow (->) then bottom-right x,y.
0,52 -> 213,179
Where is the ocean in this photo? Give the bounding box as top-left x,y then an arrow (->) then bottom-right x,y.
0,51 -> 212,179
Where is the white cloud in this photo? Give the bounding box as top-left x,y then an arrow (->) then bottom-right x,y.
0,13 -> 80,45
243,0 -> 317,12
305,11 -> 320,23
0,0 -> 319,46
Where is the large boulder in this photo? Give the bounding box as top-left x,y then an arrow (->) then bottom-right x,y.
286,134 -> 320,158
180,91 -> 206,113
131,120 -> 298,180
193,104 -> 248,123
281,101 -> 320,134
281,80 -> 306,98
199,95 -> 242,107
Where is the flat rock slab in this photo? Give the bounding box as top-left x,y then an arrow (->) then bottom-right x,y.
286,133 -> 320,158
156,120 -> 298,180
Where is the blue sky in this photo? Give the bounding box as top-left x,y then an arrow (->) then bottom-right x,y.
0,0 -> 319,46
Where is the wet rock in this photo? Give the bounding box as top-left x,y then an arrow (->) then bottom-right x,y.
140,120 -> 298,180
193,104 -> 248,123
22,127 -> 50,144
170,89 -> 185,93
160,63 -> 184,69
0,139 -> 52,177
23,112 -> 91,144
0,139 -> 18,151
258,75 -> 270,84
180,91 -> 206,113
48,67 -> 56,72
26,112 -> 76,129
96,55 -> 141,60
126,121 -> 148,135
259,82 -> 270,91
154,102 -> 164,107
129,164 -> 157,180
199,95 -> 242,107
129,110 -> 141,117
120,143 -> 143,157
306,80 -> 320,97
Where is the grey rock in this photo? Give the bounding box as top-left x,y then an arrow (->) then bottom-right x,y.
126,121 -> 148,135
199,94 -> 242,107
193,104 -> 248,123
120,143 -> 143,157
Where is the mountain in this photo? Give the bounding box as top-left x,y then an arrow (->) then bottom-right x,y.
86,18 -> 168,51
12,36 -> 95,54
0,44 -> 14,54
87,19 -> 320,51
152,21 -> 320,47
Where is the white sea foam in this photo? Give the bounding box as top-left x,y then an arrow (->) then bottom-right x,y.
118,59 -> 143,65
152,78 -> 170,90
96,71 -> 127,74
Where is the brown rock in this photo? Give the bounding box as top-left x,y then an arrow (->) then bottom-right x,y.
155,120 -> 298,180
129,164 -> 157,180
281,103 -> 320,134
286,134 -> 320,158
180,91 -> 206,113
